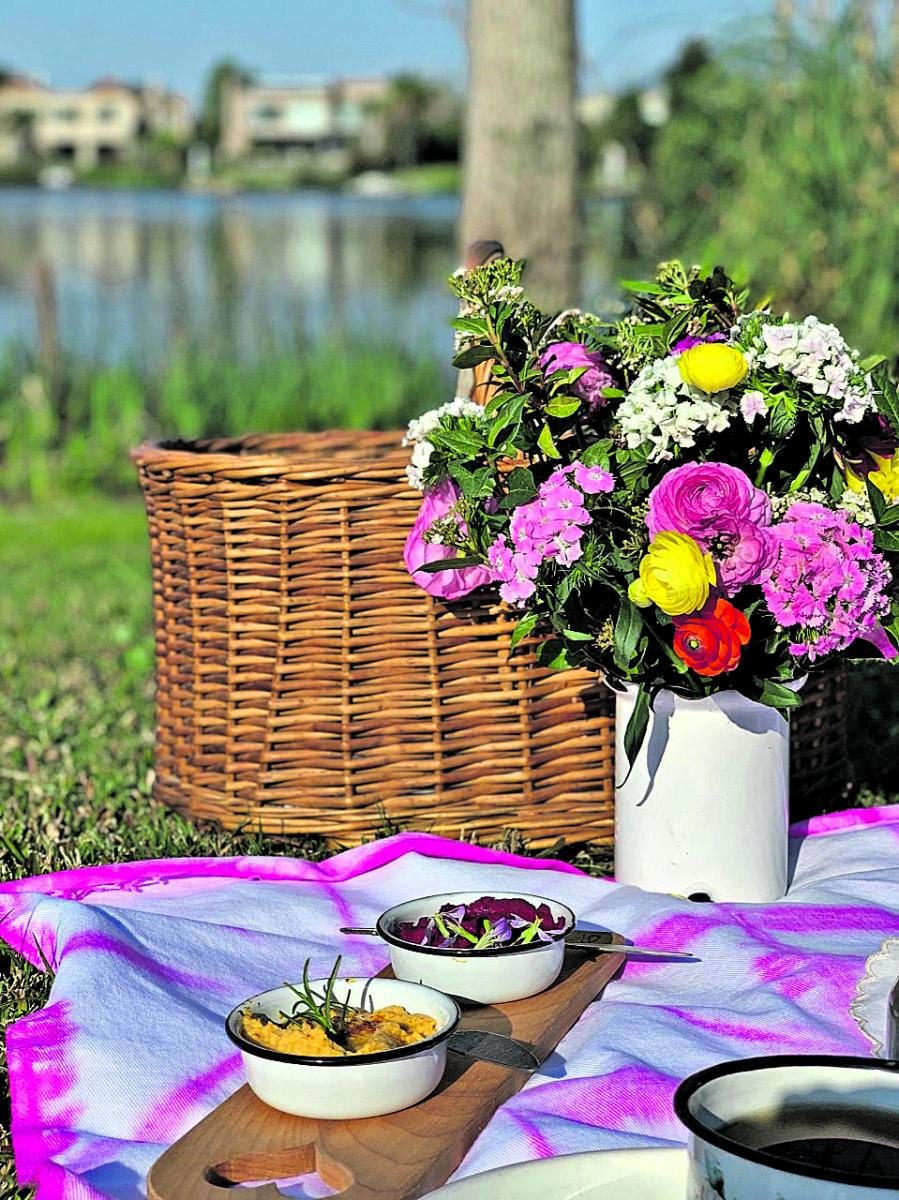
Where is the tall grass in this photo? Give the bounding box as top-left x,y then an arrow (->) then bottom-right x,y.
0,338 -> 446,499
649,11 -> 899,354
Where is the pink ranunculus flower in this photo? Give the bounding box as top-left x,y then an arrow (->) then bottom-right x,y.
404,479 -> 496,600
540,342 -> 617,411
707,514 -> 777,592
647,461 -> 774,595
648,461 -> 771,536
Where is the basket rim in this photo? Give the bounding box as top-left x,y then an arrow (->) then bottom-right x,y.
131,430 -> 411,480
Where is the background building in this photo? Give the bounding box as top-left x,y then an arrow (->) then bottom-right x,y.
218,75 -> 389,172
0,75 -> 191,170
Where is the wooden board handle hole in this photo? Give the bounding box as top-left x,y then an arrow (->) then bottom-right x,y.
204,1146 -> 354,1194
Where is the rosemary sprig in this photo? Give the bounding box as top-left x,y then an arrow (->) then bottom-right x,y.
275,956 -> 355,1047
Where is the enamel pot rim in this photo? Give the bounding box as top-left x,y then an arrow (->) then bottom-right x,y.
674,1053 -> 899,1190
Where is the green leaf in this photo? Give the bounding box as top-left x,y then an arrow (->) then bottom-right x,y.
498,466 -> 537,509
452,344 -> 495,369
872,363 -> 899,435
431,427 -> 484,457
449,462 -> 494,499
487,393 -> 525,447
600,387 -> 625,399
562,628 -> 595,641
874,527 -> 899,553
413,555 -> 483,574
451,316 -> 488,336
768,394 -> 797,437
537,423 -> 561,459
545,397 -> 581,418
789,440 -> 821,492
510,612 -> 539,650
613,596 -> 642,671
662,309 -> 692,345
867,478 -> 887,522
621,686 -> 651,774
537,638 -> 571,670
620,279 -> 665,294
756,679 -> 803,710
877,501 -> 899,527
860,353 -> 887,371
581,439 -> 613,468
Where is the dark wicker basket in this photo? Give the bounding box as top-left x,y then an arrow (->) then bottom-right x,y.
132,432 -> 847,847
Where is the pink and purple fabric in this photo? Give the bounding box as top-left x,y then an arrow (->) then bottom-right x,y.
4,809 -> 899,1199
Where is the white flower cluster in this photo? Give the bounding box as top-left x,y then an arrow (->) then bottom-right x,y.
615,356 -> 734,462
403,397 -> 485,490
769,485 -> 875,527
748,316 -> 875,424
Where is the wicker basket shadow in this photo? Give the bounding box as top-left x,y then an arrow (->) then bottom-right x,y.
132,432 -> 847,848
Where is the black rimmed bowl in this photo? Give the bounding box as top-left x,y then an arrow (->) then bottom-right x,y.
226,976 -> 461,1119
675,1054 -> 899,1199
376,891 -> 576,1003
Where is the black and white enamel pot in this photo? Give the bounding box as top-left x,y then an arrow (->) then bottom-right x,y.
675,1055 -> 899,1199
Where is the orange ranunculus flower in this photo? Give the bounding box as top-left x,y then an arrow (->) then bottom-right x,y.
672,597 -> 751,677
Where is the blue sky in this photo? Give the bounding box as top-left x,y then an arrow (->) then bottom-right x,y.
1,0 -> 773,103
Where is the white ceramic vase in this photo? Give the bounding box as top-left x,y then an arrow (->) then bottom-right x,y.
614,687 -> 790,902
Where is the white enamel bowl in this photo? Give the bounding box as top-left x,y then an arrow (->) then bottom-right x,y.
225,975 -> 460,1119
376,891 -> 576,1004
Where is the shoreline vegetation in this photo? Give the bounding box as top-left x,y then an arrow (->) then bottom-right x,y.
0,160 -> 465,197
0,338 -> 446,500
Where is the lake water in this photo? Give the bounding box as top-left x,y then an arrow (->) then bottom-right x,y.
0,187 -> 632,372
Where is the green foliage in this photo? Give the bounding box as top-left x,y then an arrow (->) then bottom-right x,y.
199,58 -> 254,148
0,338 -> 444,499
649,12 -> 899,353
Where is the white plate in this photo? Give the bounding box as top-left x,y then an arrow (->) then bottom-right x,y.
423,1147 -> 688,1199
850,935 -> 899,1056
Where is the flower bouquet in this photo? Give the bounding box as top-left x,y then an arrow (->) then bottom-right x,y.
403,259 -> 899,899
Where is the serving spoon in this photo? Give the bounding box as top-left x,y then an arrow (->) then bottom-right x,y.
339,926 -> 697,961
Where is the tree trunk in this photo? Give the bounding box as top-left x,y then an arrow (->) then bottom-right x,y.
461,0 -> 580,310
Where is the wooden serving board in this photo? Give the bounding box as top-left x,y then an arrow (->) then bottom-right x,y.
148,937 -> 625,1200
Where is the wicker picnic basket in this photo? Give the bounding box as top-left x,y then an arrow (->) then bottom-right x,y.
131,427 -> 847,848
132,430 -> 617,846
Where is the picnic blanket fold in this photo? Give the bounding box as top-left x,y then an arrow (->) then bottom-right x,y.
3,811 -> 899,1200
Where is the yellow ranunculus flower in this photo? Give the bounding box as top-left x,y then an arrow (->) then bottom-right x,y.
678,343 -> 749,393
628,531 -> 716,616
846,453 -> 899,502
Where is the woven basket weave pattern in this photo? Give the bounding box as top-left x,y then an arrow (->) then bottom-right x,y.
133,432 -> 846,847
134,432 -> 616,846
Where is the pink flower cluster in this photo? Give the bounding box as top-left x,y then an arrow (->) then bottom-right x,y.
404,479 -> 497,601
647,461 -> 775,594
489,463 -> 614,604
671,332 -> 726,354
763,502 -> 895,660
540,342 -> 617,412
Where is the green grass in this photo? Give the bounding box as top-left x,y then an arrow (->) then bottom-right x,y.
387,162 -> 460,194
0,339 -> 447,500
0,498 -> 613,1198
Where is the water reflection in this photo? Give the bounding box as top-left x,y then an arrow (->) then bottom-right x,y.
0,187 -> 629,370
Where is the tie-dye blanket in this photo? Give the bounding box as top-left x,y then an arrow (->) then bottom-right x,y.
3,808 -> 899,1200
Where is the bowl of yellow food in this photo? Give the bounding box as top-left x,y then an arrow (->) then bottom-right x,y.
226,958 -> 461,1119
